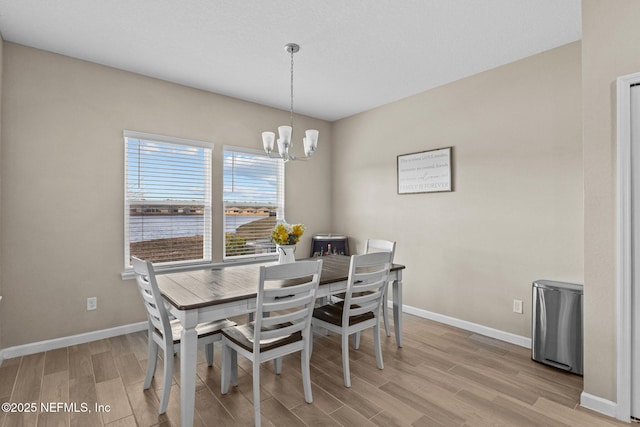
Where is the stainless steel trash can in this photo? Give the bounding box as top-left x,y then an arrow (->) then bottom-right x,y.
532,280 -> 583,375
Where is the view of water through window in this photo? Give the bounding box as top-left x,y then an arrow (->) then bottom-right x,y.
129,214 -> 263,242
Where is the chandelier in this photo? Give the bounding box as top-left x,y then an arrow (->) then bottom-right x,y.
262,43 -> 319,162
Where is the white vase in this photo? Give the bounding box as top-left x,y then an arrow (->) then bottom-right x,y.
276,244 -> 296,264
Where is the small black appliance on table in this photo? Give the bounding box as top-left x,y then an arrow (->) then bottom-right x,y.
310,234 -> 350,257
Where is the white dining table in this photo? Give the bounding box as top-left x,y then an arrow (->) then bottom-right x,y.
156,255 -> 405,427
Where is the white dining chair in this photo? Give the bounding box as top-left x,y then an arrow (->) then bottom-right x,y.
363,239 -> 396,337
220,259 -> 323,427
311,251 -> 393,387
131,257 -> 236,414
334,239 -> 396,348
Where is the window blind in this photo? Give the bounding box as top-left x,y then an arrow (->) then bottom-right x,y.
223,146 -> 284,259
124,131 -> 212,267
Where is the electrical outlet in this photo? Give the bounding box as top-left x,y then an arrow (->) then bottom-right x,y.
513,299 -> 523,314
87,297 -> 97,311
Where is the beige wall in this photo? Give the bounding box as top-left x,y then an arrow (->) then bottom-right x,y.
332,42 -> 583,339
582,0 -> 640,403
0,43 -> 332,347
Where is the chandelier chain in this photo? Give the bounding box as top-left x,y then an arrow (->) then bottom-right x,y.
290,47 -> 294,129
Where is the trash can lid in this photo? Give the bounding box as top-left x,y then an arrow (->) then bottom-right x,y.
532,279 -> 583,293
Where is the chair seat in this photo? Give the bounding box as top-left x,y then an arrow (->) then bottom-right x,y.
313,302 -> 374,327
162,319 -> 237,344
222,323 -> 302,353
333,291 -> 372,300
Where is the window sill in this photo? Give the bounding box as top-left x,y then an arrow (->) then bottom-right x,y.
121,255 -> 278,281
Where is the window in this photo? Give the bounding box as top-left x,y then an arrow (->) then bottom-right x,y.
223,146 -> 284,259
124,131 -> 213,269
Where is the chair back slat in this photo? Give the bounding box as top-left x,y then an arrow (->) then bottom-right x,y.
261,310 -> 307,328
253,260 -> 323,348
260,322 -> 305,341
349,290 -> 383,316
342,251 -> 393,326
261,294 -> 316,325
132,257 -> 172,341
364,239 -> 396,262
261,280 -> 317,311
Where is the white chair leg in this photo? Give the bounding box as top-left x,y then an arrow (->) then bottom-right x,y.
221,343 -> 231,394
353,332 -> 361,349
383,286 -> 391,337
253,361 -> 261,427
374,322 -> 384,370
274,357 -> 282,374
144,340 -> 158,389
158,351 -> 173,414
301,344 -> 313,403
231,349 -> 238,386
341,333 -> 351,388
205,342 -> 214,366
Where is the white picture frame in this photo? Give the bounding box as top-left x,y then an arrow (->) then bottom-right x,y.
397,147 -> 452,194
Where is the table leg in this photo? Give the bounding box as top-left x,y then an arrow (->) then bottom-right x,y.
383,286 -> 391,337
392,271 -> 403,347
180,311 -> 198,427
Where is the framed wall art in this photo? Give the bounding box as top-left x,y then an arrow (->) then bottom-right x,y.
397,147 -> 452,194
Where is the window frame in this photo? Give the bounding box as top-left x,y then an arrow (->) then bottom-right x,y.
222,145 -> 284,262
123,130 -> 214,274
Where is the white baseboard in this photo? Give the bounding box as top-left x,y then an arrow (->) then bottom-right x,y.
580,392 -> 619,420
0,321 -> 147,365
396,302 -> 532,348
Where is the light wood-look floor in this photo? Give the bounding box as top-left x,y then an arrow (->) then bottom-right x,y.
0,314 -> 630,427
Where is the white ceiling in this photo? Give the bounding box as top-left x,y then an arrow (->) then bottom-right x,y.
0,0 -> 581,122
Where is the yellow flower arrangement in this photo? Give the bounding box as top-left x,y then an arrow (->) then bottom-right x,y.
271,222 -> 305,245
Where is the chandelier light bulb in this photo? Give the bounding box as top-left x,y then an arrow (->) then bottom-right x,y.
278,126 -> 292,144
277,138 -> 286,157
303,129 -> 319,156
262,132 -> 275,153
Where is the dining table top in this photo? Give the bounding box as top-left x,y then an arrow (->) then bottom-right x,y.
156,254 -> 405,311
